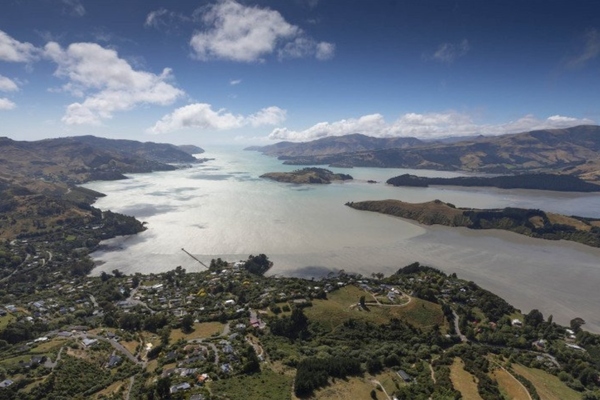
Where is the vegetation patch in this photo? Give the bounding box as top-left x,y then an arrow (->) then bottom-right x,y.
347,199 -> 600,248
305,285 -> 444,332
170,321 -> 225,341
312,375 -> 384,400
450,358 -> 483,400
512,364 -> 580,400
491,367 -> 531,400
209,368 -> 292,400
261,167 -> 353,184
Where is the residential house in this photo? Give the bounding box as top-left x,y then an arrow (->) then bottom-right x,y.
169,382 -> 191,394
397,369 -> 413,383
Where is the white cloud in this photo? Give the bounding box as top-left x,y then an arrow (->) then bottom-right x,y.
190,0 -> 334,62
61,0 -> 85,17
316,42 -> 335,60
278,37 -> 335,60
145,8 -> 189,31
247,106 -> 287,127
566,29 -> 600,69
0,75 -> 19,92
0,30 -> 39,63
268,112 -> 594,141
43,41 -> 184,125
0,98 -> 16,110
430,39 -> 470,64
148,103 -> 286,134
229,79 -> 242,85
145,8 -> 169,28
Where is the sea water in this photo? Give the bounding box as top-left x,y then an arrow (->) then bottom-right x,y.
83,146 -> 600,332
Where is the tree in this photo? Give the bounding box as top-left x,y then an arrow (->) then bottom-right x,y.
100,271 -> 111,282
359,296 -> 366,309
159,326 -> 171,346
112,269 -> 124,278
525,309 -> 544,327
366,358 -> 383,374
571,317 -> 586,333
155,377 -> 171,399
243,254 -> 271,275
181,314 -> 194,334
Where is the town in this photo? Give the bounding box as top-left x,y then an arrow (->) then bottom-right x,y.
0,231 -> 599,399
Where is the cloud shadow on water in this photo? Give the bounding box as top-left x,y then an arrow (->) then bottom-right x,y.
119,204 -> 178,218
189,174 -> 232,181
281,265 -> 337,279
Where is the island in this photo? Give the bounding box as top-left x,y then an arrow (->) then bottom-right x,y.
260,167 -> 353,184
346,199 -> 600,248
386,173 -> 600,192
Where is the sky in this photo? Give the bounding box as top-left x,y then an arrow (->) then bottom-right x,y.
0,0 -> 599,146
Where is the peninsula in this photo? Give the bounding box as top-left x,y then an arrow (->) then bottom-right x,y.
386,173 -> 600,192
260,167 -> 353,184
346,199 -> 600,248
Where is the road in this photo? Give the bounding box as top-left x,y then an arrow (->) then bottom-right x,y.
125,288 -> 155,314
0,253 -> 30,283
452,311 -> 468,342
489,359 -> 533,400
370,379 -> 392,400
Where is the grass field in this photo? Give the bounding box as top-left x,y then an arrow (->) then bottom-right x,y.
450,358 -> 483,400
170,321 -> 225,341
30,337 -> 65,353
311,375 -> 384,400
120,340 -> 139,356
0,355 -> 32,368
93,379 -> 128,399
305,285 -> 445,331
0,314 -> 15,330
491,367 -> 531,400
373,369 -> 402,394
512,364 -> 580,400
210,368 -> 292,400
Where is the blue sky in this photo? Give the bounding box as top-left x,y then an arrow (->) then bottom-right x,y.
0,0 -> 599,145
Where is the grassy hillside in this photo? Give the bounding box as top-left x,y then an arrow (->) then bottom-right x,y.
347,199 -> 600,248
278,125 -> 600,182
261,167 -> 353,184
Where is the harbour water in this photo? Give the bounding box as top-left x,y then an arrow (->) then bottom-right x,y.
84,147 -> 600,332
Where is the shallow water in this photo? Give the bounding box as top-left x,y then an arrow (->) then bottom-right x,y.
84,147 -> 600,332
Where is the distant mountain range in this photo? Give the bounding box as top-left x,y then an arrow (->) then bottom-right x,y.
0,135 -> 204,238
246,133 -> 424,158
0,135 -> 204,185
248,125 -> 600,182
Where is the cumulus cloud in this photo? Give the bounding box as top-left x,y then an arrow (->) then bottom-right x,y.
430,39 -> 470,64
0,98 -> 16,110
247,106 -> 286,127
566,29 -> 600,69
229,79 -> 242,85
190,0 -> 334,62
0,30 -> 39,62
268,112 -> 594,141
0,75 -> 19,92
61,0 -> 85,17
148,103 -> 286,134
43,41 -> 184,125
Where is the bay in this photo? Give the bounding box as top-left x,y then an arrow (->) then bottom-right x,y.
83,147 -> 600,332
